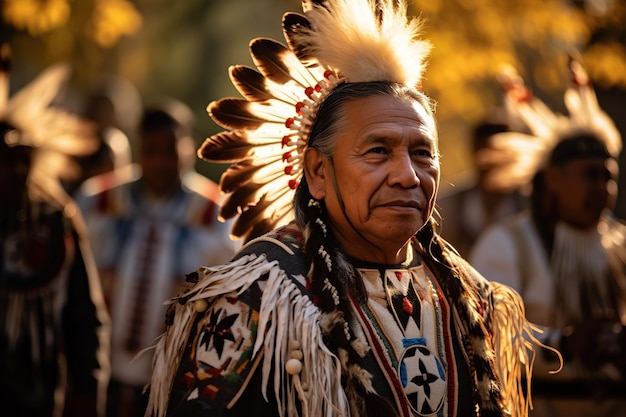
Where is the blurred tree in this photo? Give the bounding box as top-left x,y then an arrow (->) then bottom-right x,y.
410,0 -> 626,119
1,0 -> 142,86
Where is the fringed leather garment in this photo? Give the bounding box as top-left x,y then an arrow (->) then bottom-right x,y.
146,224 -> 537,417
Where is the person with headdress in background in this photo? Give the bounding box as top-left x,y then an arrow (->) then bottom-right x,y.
437,110 -> 528,257
144,1 -> 547,417
77,98 -> 240,417
470,57 -> 626,417
0,45 -> 111,417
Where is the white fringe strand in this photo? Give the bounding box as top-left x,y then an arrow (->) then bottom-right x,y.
491,282 -> 562,417
145,252 -> 349,417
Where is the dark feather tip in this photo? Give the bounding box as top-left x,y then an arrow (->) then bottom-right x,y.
199,131 -> 255,163
229,65 -> 274,102
250,38 -> 296,85
208,98 -> 271,131
282,13 -> 316,63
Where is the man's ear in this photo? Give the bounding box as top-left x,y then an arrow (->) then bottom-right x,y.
303,147 -> 327,200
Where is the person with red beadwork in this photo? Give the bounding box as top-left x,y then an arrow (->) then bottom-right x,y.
145,1 -> 545,416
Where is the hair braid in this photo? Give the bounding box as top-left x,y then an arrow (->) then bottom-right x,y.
301,196 -> 363,366
296,184 -> 397,416
416,219 -> 507,417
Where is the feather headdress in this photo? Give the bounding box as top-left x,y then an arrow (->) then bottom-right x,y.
199,0 -> 431,241
0,44 -> 98,204
477,56 -> 622,192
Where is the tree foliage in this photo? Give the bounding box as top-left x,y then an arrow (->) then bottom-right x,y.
2,0 -> 624,180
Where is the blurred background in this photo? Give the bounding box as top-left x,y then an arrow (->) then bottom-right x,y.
1,0 -> 625,217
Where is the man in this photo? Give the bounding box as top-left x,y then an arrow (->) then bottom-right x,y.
470,62 -> 626,417
0,49 -> 111,417
146,1 -> 540,417
77,100 -> 239,417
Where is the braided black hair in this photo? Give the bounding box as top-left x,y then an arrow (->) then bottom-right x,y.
416,220 -> 508,417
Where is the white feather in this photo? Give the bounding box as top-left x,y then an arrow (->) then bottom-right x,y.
297,0 -> 431,87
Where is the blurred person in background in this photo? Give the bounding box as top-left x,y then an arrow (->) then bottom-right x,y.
63,79 -> 140,197
0,46 -> 111,417
470,58 -> 626,417
77,98 -> 240,417
437,111 -> 528,257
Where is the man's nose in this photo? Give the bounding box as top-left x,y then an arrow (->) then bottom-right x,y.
388,154 -> 419,188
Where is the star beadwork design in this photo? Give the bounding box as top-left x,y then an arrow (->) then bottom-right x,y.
412,358 -> 439,398
199,308 -> 239,358
401,344 -> 446,415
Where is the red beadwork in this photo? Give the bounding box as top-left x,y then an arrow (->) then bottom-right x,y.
201,384 -> 219,401
288,179 -> 298,190
314,84 -> 322,93
324,69 -> 335,80
402,297 -> 413,315
304,86 -> 315,99
571,72 -> 587,87
284,166 -> 293,175
285,117 -> 295,128
282,136 -> 290,147
516,87 -> 532,103
282,152 -> 291,162
295,102 -> 305,115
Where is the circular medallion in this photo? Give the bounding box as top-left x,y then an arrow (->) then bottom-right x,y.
399,343 -> 446,416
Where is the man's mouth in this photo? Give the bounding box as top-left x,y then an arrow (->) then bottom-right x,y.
379,200 -> 423,210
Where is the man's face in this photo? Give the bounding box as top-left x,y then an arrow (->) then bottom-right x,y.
307,94 -> 440,262
138,128 -> 182,197
548,156 -> 615,229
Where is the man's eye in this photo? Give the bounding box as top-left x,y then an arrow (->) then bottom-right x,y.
413,149 -> 433,158
367,147 -> 387,154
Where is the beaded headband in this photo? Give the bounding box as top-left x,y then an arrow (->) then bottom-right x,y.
476,55 -> 622,193
198,0 -> 431,241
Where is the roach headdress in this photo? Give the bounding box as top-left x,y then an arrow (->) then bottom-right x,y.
477,56 -> 622,193
0,44 -> 98,203
199,0 -> 431,241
